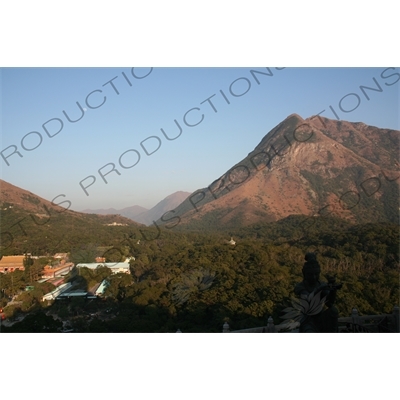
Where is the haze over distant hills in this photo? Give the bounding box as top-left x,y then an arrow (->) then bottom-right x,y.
82,205 -> 148,221
157,114 -> 399,229
82,191 -> 191,226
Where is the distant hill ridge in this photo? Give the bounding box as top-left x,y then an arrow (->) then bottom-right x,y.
82,205 -> 148,220
82,191 -> 191,226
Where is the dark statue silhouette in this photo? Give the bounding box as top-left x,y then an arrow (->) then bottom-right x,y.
294,253 -> 342,333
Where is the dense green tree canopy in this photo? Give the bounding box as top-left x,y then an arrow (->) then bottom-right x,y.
2,216 -> 399,332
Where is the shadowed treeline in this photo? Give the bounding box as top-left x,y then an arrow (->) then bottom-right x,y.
1,216 -> 399,333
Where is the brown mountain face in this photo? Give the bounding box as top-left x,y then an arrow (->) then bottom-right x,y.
0,179 -> 138,225
0,179 -> 74,216
157,114 -> 399,229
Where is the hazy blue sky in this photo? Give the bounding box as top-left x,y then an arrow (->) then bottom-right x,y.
1,67 -> 399,211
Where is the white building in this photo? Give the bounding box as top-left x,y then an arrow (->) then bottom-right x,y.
76,262 -> 131,274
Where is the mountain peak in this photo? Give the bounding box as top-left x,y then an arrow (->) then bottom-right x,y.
157,115 -> 399,229
286,113 -> 304,121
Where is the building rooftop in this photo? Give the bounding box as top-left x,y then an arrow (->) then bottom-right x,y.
0,256 -> 25,272
0,255 -> 25,266
76,262 -> 130,271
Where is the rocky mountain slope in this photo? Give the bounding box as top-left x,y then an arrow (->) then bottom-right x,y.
156,114 -> 399,229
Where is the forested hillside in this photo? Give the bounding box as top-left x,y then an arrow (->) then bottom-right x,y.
4,216 -> 397,332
